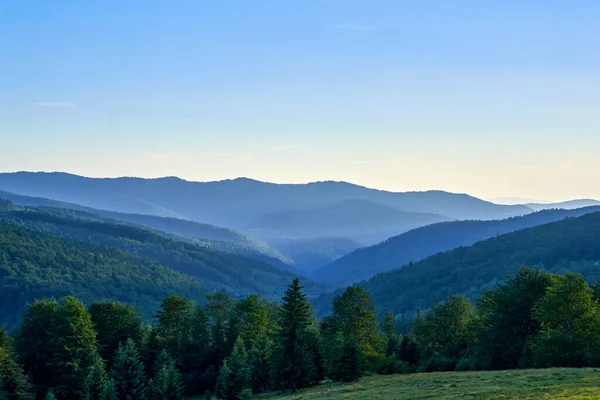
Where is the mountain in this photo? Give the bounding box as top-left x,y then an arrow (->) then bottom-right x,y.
313,206 -> 600,286
0,172 -> 532,231
266,236 -> 363,274
0,219 -> 207,330
248,199 -> 452,244
525,199 -> 600,211
0,201 -> 326,299
0,189 -> 291,267
315,211 -> 600,317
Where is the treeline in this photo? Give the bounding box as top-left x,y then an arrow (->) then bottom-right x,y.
3,269 -> 600,400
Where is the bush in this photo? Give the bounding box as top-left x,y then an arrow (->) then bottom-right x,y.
418,356 -> 455,373
240,388 -> 253,399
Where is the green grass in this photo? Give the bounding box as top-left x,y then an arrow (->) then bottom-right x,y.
257,369 -> 600,400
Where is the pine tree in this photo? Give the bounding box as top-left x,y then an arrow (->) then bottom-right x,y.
82,358 -> 111,400
100,380 -> 116,400
45,390 -> 57,400
152,350 -> 185,400
335,337 -> 362,383
216,337 -> 249,400
274,279 -> 315,393
247,333 -> 271,394
0,347 -> 32,400
111,339 -> 147,400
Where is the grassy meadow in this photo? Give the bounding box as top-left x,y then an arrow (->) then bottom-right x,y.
255,368 -> 600,400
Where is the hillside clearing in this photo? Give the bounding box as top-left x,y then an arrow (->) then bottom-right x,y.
262,369 -> 600,400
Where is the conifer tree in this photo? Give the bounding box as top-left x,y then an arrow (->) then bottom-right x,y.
216,337 -> 249,400
335,337 -> 362,383
247,332 -> 272,394
83,358 -> 111,400
44,390 -> 57,400
273,279 -> 315,392
152,350 -> 185,400
111,339 -> 147,400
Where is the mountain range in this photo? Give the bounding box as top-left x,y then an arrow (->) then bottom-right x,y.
313,206 -> 600,286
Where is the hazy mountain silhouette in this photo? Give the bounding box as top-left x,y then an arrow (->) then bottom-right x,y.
525,199 -> 600,211
313,206 -> 600,286
248,199 -> 452,244
0,172 -> 532,238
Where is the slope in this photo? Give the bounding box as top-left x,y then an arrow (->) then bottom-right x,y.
0,189 -> 292,267
314,206 -> 600,286
0,220 -> 207,330
0,202 -> 326,299
356,211 -> 600,316
526,199 -> 600,211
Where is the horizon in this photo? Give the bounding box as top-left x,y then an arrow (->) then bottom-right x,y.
2,1 -> 599,201
1,169 -> 597,205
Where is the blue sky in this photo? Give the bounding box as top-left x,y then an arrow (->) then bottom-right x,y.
1,0 -> 599,201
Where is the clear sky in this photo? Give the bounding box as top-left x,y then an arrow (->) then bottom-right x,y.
1,0 -> 599,201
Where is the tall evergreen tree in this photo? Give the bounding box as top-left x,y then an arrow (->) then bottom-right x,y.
334,337 -> 362,383
44,390 -> 56,400
273,279 -> 315,393
111,339 -> 147,400
247,332 -> 272,394
216,338 -> 249,400
152,350 -> 185,400
83,358 -> 113,400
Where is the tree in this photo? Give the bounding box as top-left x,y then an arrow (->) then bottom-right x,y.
48,297 -> 100,399
205,292 -> 232,369
111,339 -> 147,400
152,350 -> 185,400
44,390 -> 57,400
531,272 -> 600,367
473,268 -> 557,370
15,299 -> 58,397
0,347 -> 32,400
247,333 -> 272,394
228,295 -> 274,349
273,279 -> 316,392
89,302 -> 146,367
334,337 -> 362,383
413,295 -> 473,371
83,358 -> 114,400
216,338 -> 249,400
154,296 -> 195,360
331,286 -> 383,372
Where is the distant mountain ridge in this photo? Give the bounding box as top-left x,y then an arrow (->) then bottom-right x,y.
0,172 -> 533,243
313,206 -> 600,286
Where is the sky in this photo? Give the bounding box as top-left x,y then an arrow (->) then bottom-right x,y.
1,0 -> 599,202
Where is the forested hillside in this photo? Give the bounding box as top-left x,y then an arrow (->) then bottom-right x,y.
0,190 -> 292,267
0,203 -> 325,299
314,206 -> 600,286
357,211 -> 600,316
0,220 -> 206,329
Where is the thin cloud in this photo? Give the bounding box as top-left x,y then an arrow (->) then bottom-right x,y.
33,101 -> 77,108
333,24 -> 376,32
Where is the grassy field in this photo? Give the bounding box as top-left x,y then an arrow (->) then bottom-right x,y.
250,368 -> 600,400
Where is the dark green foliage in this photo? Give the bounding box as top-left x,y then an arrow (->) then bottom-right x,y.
473,268 -> 557,370
531,273 -> 600,367
247,332 -> 272,394
83,358 -> 114,400
334,337 -> 362,383
356,212 -> 600,317
412,295 -> 474,371
314,206 -> 600,286
216,338 -> 249,400
0,220 -> 206,329
273,279 -> 317,392
152,350 -> 185,400
111,339 -> 147,400
89,303 -> 146,368
44,390 -> 56,400
0,347 -> 32,400
331,286 -> 383,372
